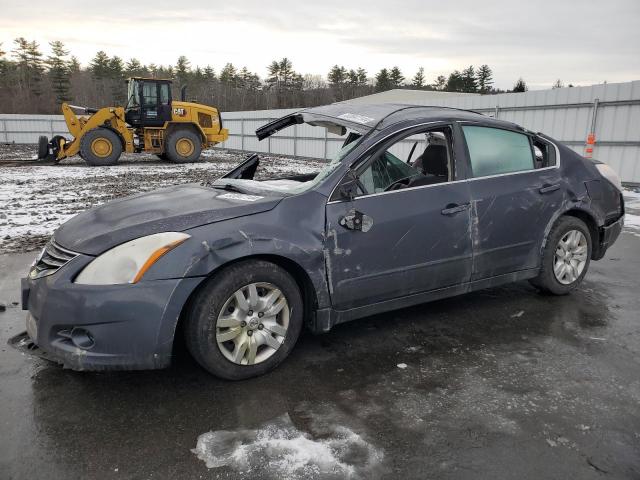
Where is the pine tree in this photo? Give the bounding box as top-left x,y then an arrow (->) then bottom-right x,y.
175,55 -> 191,86
445,71 -> 464,92
125,58 -> 145,77
46,40 -> 71,105
203,65 -> 216,81
512,78 -> 527,92
68,56 -> 81,72
375,68 -> 393,92
411,67 -> 426,88
389,66 -> 404,87
220,63 -> 238,85
356,67 -> 367,86
461,65 -> 477,93
89,51 -> 110,79
347,69 -> 359,86
476,65 -> 493,93
328,65 -> 347,87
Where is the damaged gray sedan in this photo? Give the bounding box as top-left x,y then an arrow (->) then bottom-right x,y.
16,103 -> 625,379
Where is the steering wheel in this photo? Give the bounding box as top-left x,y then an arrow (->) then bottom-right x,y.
384,176 -> 412,192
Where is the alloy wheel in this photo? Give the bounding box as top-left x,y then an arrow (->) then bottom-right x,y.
553,229 -> 588,285
215,282 -> 290,365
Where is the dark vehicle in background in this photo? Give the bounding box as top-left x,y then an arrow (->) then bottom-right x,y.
16,103 -> 625,379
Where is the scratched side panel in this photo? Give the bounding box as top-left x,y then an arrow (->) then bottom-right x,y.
146,190 -> 332,309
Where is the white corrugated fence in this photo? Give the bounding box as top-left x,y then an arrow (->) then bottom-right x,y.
1,80 -> 639,183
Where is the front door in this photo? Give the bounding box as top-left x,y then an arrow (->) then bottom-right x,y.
325,126 -> 473,310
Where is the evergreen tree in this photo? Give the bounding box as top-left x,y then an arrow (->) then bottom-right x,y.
445,70 -> 464,92
512,77 -> 527,92
347,69 -> 359,86
411,67 -> 426,88
552,79 -> 564,89
203,65 -> 216,81
89,51 -> 110,79
375,68 -> 393,92
328,65 -> 347,87
461,65 -> 477,93
356,67 -> 367,86
389,66 -> 404,87
175,55 -> 191,85
476,64 -> 493,93
68,56 -> 81,72
46,40 -> 71,105
125,58 -> 145,77
219,63 -> 238,85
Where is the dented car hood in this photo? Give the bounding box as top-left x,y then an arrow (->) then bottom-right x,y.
54,184 -> 282,255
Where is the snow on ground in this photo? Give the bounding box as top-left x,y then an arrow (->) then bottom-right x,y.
623,188 -> 640,238
192,413 -> 382,479
0,145 -> 325,254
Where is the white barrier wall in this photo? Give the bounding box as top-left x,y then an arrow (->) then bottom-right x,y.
2,80 -> 639,183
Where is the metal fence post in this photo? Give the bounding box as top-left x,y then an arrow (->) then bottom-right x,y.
293,123 -> 298,157
494,105 -> 500,119
1,119 -> 7,143
50,119 -> 54,138
240,118 -> 245,151
323,128 -> 328,159
584,98 -> 599,158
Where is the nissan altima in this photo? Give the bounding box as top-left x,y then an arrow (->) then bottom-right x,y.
15,103 -> 625,379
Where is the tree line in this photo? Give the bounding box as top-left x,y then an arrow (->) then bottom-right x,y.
0,38 -> 573,114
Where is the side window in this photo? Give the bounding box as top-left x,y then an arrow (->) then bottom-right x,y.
533,137 -> 556,168
159,83 -> 170,105
353,127 -> 453,196
462,126 -> 534,177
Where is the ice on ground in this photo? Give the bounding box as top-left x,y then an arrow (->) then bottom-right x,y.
192,413 -> 382,479
623,188 -> 640,206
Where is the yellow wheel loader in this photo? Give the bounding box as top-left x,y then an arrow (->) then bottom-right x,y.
38,77 -> 228,166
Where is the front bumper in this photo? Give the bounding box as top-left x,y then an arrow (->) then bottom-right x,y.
14,254 -> 204,371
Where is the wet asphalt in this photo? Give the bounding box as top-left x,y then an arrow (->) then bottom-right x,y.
1,233 -> 639,479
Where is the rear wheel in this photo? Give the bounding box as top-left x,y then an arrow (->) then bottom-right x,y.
530,216 -> 592,295
165,128 -> 202,163
79,128 -> 122,166
184,260 -> 303,380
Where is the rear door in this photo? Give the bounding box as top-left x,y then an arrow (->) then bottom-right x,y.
325,125 -> 473,310
460,124 -> 563,280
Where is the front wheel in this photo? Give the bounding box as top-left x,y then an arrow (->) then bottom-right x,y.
530,216 -> 592,295
165,128 -> 202,163
79,128 -> 122,166
184,260 -> 304,380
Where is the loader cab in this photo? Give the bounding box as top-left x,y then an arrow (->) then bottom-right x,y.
124,78 -> 172,128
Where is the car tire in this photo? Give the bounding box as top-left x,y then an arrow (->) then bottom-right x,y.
79,128 -> 122,166
165,128 -> 202,163
529,216 -> 592,295
184,260 -> 304,380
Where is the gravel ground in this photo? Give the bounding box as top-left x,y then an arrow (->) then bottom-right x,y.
0,144 -> 326,254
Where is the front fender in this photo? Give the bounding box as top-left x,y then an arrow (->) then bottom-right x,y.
142,191 -> 332,309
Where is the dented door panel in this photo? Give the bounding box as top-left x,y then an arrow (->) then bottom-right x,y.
325,182 -> 473,310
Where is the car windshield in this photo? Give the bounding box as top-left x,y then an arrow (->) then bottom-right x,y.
214,135 -> 362,196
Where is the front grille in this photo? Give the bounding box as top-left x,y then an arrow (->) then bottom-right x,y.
29,239 -> 78,280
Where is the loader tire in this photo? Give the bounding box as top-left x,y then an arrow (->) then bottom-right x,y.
80,128 -> 122,166
37,136 -> 49,159
165,129 -> 202,163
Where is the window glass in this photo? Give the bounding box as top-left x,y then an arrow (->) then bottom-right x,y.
159,83 -> 170,105
358,150 -> 423,194
462,126 -> 534,177
142,82 -> 158,106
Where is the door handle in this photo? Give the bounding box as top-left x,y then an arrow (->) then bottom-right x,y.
339,209 -> 373,232
441,203 -> 470,216
539,183 -> 560,194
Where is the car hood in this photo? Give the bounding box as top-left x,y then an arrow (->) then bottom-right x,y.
55,184 -> 282,255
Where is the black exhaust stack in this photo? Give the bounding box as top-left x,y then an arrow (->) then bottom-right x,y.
180,85 -> 187,102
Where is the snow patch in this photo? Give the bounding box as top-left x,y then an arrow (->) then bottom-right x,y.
192,414 -> 382,479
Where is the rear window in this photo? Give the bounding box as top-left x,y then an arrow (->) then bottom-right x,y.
462,126 -> 534,177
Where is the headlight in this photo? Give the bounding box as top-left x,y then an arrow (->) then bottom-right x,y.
74,232 -> 190,285
595,163 -> 623,191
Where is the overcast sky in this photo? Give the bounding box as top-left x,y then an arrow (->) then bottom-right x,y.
1,0 -> 639,89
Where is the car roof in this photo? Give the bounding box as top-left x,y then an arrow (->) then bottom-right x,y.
255,102 -> 524,140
